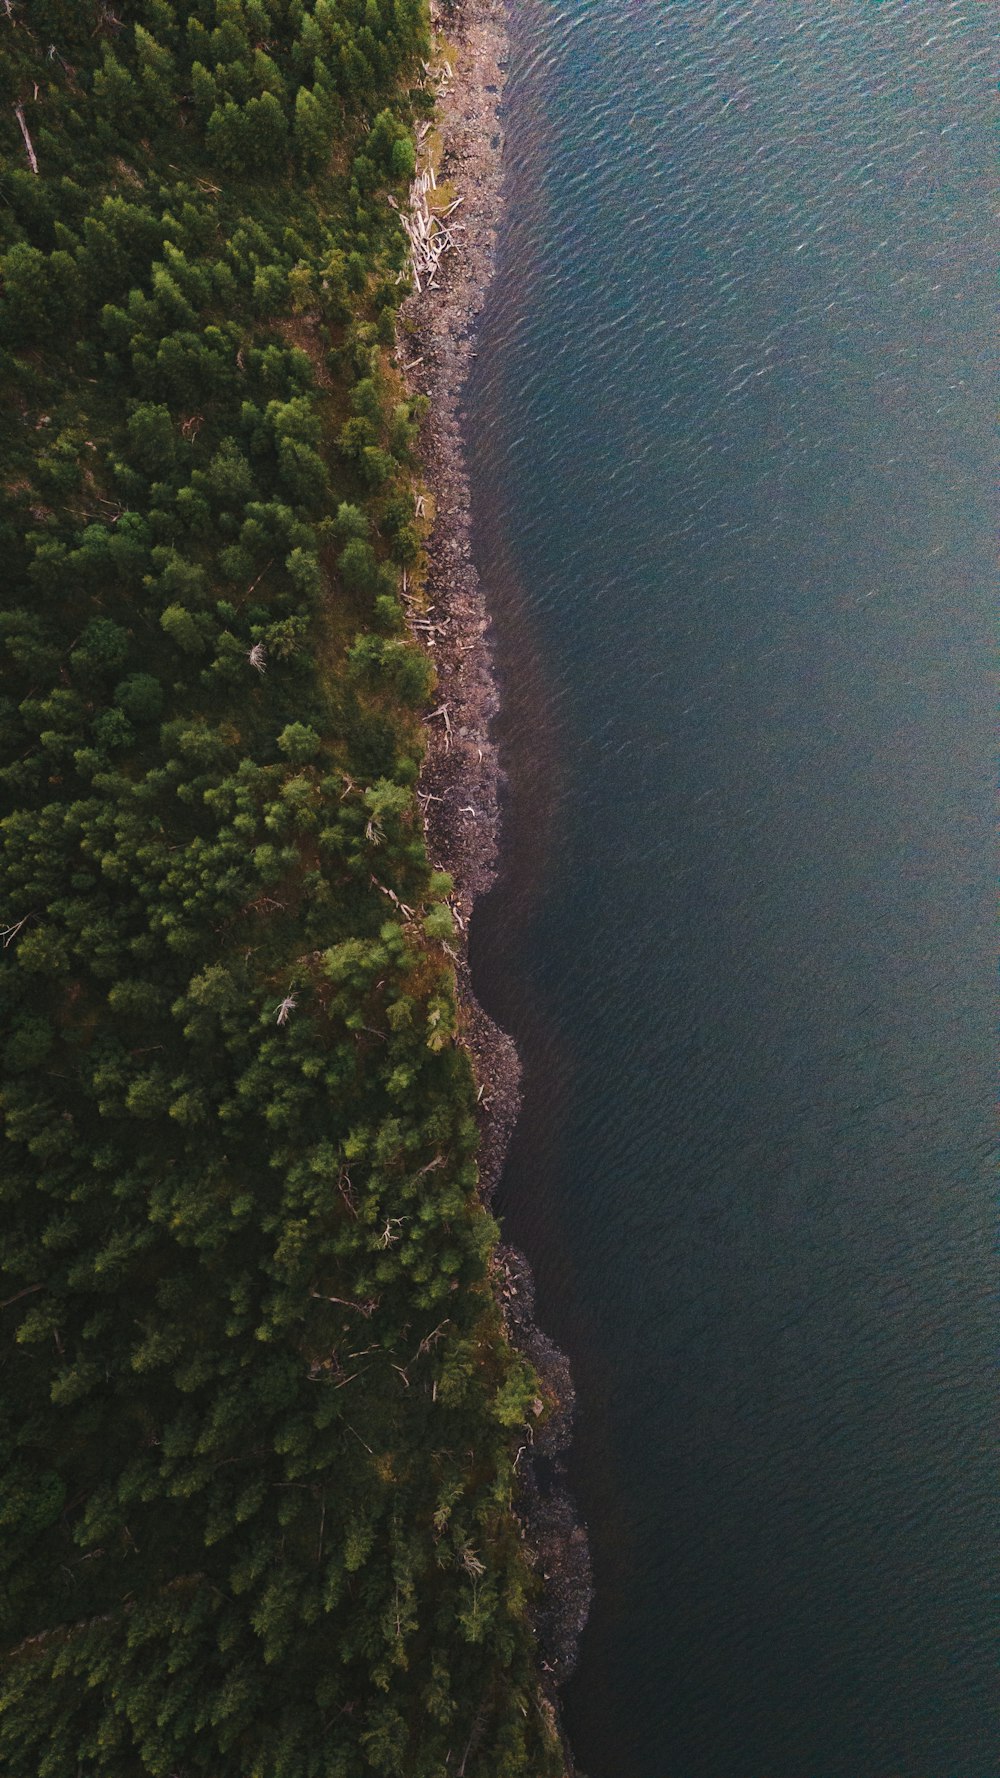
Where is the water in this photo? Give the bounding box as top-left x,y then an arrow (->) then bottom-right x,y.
464,3 -> 998,1775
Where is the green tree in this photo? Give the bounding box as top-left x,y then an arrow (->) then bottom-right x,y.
127,403 -> 176,475
293,84 -> 331,173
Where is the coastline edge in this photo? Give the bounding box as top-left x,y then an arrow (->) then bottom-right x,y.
398,0 -> 594,1752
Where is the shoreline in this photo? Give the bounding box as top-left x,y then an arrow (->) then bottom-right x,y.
398,0 -> 594,1740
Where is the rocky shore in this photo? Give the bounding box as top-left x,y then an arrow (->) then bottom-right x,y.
397,0 -> 594,1740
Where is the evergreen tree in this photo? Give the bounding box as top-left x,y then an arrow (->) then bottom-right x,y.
0,4 -> 561,1775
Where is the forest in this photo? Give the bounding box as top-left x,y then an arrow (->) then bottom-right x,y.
0,4 -> 561,1774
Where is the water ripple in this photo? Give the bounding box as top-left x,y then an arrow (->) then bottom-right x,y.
468,2 -> 998,1774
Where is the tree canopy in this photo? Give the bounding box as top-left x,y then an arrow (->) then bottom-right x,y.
0,5 -> 561,1774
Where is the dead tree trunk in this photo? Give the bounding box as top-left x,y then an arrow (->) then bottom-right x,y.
13,103 -> 38,174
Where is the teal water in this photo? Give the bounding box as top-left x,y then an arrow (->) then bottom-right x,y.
465,3 -> 998,1775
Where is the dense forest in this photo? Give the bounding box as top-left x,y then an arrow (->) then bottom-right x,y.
0,4 -> 561,1774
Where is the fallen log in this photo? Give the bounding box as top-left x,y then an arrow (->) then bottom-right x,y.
13,102 -> 37,174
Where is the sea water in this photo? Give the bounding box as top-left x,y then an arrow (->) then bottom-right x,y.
467,2 -> 998,1774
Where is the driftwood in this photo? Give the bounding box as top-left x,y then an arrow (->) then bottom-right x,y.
13,102 -> 37,174
394,54 -> 459,294
395,167 -> 459,292
426,703 -> 452,748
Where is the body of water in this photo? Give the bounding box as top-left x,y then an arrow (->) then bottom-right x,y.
466,2 -> 998,1774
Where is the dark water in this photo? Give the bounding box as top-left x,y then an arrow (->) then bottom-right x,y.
465,2 -> 998,1775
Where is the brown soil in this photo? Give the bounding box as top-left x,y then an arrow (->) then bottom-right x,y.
398,0 -> 593,1746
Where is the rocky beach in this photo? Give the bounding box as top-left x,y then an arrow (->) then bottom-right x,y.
398,0 -> 594,1722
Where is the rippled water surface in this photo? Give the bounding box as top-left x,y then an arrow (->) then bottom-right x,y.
466,3 -> 997,1775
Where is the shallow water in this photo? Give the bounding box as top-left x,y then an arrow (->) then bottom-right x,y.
465,2 -> 998,1774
